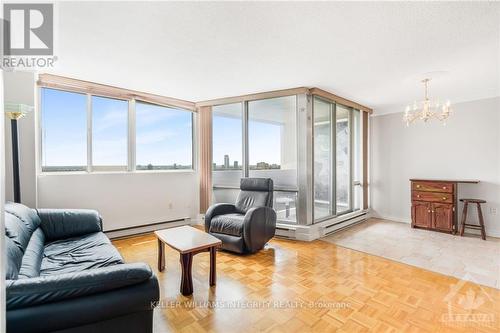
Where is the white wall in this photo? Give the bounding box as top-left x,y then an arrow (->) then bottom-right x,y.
371,97 -> 500,237
4,71 -> 37,208
37,172 -> 199,231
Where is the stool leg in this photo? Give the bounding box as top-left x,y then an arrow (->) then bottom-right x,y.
477,203 -> 486,240
460,202 -> 468,236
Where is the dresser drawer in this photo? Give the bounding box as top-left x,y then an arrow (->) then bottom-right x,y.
412,191 -> 453,203
412,181 -> 454,193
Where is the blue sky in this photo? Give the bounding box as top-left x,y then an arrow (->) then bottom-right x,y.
42,88 -> 287,168
42,88 -> 87,166
212,114 -> 282,166
42,88 -> 192,167
136,101 -> 192,166
92,96 -> 128,165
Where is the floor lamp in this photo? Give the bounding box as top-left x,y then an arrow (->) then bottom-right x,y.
5,103 -> 32,203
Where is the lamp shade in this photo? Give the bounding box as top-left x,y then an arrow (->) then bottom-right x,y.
5,102 -> 33,120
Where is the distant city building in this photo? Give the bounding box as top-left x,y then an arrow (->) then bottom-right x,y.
213,163 -> 216,170
256,162 -> 269,169
234,161 -> 238,168
224,155 -> 229,168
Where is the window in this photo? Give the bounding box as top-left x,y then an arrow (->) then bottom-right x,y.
212,103 -> 243,184
40,87 -> 194,173
41,88 -> 87,172
313,99 -> 362,221
212,96 -> 299,224
248,96 -> 297,188
313,97 -> 332,219
336,104 -> 351,214
249,96 -> 298,223
352,109 -> 362,211
136,102 -> 193,170
92,96 -> 128,170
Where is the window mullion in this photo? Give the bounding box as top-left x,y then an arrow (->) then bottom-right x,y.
86,94 -> 92,172
242,101 -> 249,178
128,99 -> 136,171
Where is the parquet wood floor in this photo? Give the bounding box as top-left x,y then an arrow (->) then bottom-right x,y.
113,228 -> 500,333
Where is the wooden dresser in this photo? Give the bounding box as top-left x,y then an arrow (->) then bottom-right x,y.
410,179 -> 479,234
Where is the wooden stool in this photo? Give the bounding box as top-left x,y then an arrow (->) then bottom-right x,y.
459,199 -> 487,240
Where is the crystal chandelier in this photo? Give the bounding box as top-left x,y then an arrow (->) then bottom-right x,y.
403,78 -> 451,126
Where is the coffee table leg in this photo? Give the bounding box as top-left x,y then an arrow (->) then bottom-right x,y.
157,239 -> 165,272
209,247 -> 216,286
180,253 -> 193,296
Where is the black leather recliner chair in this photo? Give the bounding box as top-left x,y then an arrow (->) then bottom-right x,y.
5,202 -> 159,333
205,178 -> 277,254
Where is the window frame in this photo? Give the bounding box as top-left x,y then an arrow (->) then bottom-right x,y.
37,86 -> 196,174
311,96 -> 363,223
210,95 -> 300,225
134,100 -> 195,172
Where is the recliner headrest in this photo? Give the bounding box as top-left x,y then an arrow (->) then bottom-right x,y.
240,178 -> 273,192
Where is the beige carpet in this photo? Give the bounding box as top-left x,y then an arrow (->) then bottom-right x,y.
322,218 -> 500,289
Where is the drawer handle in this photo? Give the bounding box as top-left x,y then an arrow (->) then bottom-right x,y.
442,186 -> 447,190
442,197 -> 447,200
416,185 -> 421,188
427,210 -> 431,213
417,195 -> 421,198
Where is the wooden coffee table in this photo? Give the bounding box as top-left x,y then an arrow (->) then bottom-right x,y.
154,226 -> 222,296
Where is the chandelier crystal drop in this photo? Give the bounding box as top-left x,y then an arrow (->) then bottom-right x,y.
403,78 -> 451,127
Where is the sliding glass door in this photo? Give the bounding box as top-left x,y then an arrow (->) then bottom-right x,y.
313,97 -> 362,222
313,98 -> 332,219
336,104 -> 351,215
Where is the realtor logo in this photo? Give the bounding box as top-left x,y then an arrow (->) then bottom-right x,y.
3,3 -> 53,55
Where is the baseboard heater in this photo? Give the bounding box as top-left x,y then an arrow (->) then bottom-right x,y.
322,212 -> 367,237
275,226 -> 297,239
105,217 -> 190,240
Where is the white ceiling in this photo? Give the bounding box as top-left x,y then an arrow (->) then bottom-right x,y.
47,1 -> 500,114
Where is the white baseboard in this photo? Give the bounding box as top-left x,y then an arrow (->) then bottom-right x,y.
370,213 -> 411,224
371,213 -> 500,238
106,218 -> 191,239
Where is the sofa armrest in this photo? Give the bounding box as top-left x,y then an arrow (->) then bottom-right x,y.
6,263 -> 153,310
205,203 -> 237,232
243,206 -> 277,253
37,208 -> 102,241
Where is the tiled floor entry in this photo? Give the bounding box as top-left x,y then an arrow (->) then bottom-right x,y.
323,218 -> 500,289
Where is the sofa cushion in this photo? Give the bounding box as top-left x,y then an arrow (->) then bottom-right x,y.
209,213 -> 245,236
18,228 -> 45,279
40,232 -> 123,276
37,209 -> 102,242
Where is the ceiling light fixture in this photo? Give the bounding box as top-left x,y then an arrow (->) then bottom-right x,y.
403,78 -> 451,126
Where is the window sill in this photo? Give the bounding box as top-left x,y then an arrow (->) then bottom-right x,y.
38,169 -> 197,176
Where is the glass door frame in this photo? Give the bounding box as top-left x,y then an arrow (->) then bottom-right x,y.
312,96 -> 357,223
211,95 -> 302,225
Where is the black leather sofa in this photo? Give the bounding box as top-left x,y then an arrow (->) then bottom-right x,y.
5,202 -> 159,333
205,178 -> 277,254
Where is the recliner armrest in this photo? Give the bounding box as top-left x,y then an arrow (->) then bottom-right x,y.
37,208 -> 102,241
205,203 -> 237,232
243,206 -> 277,253
6,263 -> 153,310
